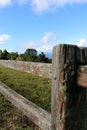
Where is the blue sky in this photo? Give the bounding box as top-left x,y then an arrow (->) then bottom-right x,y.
0,0 -> 87,54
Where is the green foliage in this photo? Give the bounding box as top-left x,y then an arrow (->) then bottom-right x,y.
8,52 -> 18,60
0,48 -> 52,63
0,66 -> 51,111
0,49 -> 9,60
60,85 -> 67,92
38,52 -> 49,63
0,66 -> 51,129
24,49 -> 37,57
0,93 -> 39,130
24,49 -> 38,61
16,54 -> 25,61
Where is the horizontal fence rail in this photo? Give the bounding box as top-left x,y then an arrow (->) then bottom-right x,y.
0,82 -> 51,130
78,66 -> 87,88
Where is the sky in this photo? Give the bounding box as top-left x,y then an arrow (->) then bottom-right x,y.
0,0 -> 87,55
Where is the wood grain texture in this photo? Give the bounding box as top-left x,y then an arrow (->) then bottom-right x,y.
52,44 -> 78,130
77,47 -> 87,65
52,44 -> 87,130
0,82 -> 51,130
78,66 -> 87,88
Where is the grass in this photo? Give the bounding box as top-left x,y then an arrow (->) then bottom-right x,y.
0,66 -> 51,130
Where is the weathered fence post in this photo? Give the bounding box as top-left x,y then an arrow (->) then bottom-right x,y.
52,44 -> 87,130
52,44 -> 78,130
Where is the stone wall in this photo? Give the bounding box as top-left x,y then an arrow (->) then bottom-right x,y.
0,60 -> 52,79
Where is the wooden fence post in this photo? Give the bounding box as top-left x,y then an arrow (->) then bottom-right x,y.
52,44 -> 78,130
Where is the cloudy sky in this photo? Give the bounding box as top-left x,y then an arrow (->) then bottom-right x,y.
0,0 -> 87,54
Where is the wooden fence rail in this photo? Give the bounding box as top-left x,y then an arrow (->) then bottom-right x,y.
0,44 -> 87,130
78,66 -> 87,88
0,82 -> 51,130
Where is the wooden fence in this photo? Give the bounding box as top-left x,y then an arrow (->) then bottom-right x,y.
0,44 -> 87,130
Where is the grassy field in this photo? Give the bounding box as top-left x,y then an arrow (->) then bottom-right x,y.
0,66 -> 51,130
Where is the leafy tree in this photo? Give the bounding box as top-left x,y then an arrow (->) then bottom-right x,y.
25,49 -> 37,56
1,50 -> 9,60
16,54 -> 25,61
38,52 -> 52,63
24,49 -> 37,61
0,48 -> 52,63
0,50 -> 3,59
8,52 -> 18,60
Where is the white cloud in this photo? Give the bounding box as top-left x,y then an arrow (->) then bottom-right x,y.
15,0 -> 29,5
0,0 -> 28,7
40,32 -> 57,44
0,0 -> 12,7
0,34 -> 11,44
22,32 -> 57,52
37,45 -> 52,52
31,0 -> 87,13
31,0 -> 51,12
22,41 -> 38,49
66,38 -> 87,47
77,39 -> 87,47
1,0 -> 87,12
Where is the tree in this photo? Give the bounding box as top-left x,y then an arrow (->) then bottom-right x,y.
24,49 -> 37,61
8,52 -> 18,60
16,54 -> 25,61
25,49 -> 37,56
38,52 -> 47,62
0,50 -> 3,59
1,49 -> 9,60
0,48 -> 52,63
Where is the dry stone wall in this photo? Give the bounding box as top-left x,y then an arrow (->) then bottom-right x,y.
0,60 -> 52,79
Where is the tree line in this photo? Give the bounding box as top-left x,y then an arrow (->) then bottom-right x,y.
0,49 -> 52,63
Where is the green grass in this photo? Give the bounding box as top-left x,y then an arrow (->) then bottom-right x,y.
0,93 -> 37,130
0,66 -> 51,130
